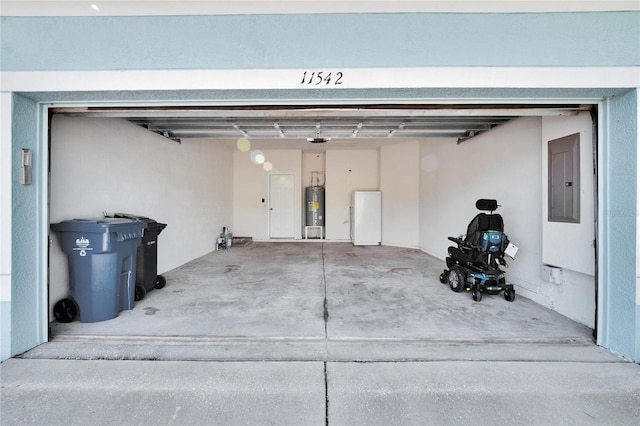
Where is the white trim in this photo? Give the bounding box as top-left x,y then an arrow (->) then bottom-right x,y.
0,93 -> 12,302
596,98 -> 606,348
637,91 -> 640,307
37,104 -> 49,345
1,1 -> 638,17
2,67 -> 639,93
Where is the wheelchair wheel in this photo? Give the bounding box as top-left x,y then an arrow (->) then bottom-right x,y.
439,270 -> 449,284
472,289 -> 483,302
448,267 -> 465,293
504,289 -> 516,302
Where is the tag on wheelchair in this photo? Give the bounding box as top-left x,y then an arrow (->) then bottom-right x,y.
505,242 -> 518,258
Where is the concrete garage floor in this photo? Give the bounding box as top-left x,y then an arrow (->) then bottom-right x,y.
3,243 -> 640,425
39,242 -> 594,360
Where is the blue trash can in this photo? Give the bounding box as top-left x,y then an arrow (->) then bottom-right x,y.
51,218 -> 147,323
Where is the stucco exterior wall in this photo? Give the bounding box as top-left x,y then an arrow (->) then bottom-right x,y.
599,89 -> 638,360
2,12 -> 638,71
9,94 -> 47,357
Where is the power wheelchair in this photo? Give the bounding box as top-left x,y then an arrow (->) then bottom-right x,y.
439,199 -> 516,302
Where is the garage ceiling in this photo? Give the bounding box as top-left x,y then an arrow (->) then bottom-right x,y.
54,104 -> 588,148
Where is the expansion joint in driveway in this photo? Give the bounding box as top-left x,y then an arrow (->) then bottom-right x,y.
322,242 -> 329,338
324,361 -> 329,426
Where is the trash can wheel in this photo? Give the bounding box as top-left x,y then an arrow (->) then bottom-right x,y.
53,298 -> 79,323
154,275 -> 167,290
135,285 -> 146,301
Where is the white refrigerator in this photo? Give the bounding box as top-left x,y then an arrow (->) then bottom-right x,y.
351,191 -> 382,246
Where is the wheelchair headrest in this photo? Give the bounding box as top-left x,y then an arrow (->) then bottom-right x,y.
476,199 -> 498,211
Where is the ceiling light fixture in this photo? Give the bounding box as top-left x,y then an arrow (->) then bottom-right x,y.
308,138 -> 328,144
307,122 -> 330,143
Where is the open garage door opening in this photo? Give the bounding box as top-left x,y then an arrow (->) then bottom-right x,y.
43,103 -> 598,361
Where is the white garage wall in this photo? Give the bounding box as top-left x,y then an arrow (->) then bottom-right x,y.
420,120 -> 534,272
325,150 -> 379,240
418,116 -> 595,327
419,117 -> 543,282
49,117 -> 233,313
542,112 -> 595,274
380,141 -> 420,248
234,148 -> 380,241
539,112 -> 596,327
233,149 -> 302,240
302,153 -> 326,188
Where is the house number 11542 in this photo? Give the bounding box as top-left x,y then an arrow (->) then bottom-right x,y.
300,71 -> 344,86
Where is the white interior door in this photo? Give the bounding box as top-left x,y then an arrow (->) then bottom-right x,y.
269,174 -> 295,238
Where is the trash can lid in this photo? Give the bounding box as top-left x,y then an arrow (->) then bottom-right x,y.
51,218 -> 148,233
113,213 -> 150,220
112,213 -> 167,230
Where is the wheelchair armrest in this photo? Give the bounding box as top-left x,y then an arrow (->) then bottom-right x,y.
448,237 -> 477,250
449,236 -> 485,251
448,236 -> 464,245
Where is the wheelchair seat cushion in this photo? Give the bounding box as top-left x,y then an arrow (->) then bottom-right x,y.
448,246 -> 473,263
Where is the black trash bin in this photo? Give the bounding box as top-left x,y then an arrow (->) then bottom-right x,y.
112,213 -> 167,301
50,218 -> 147,323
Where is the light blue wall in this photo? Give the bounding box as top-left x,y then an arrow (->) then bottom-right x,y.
637,306 -> 640,362
600,89 -> 638,361
10,94 -> 46,357
1,12 -> 638,70
0,301 -> 10,360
